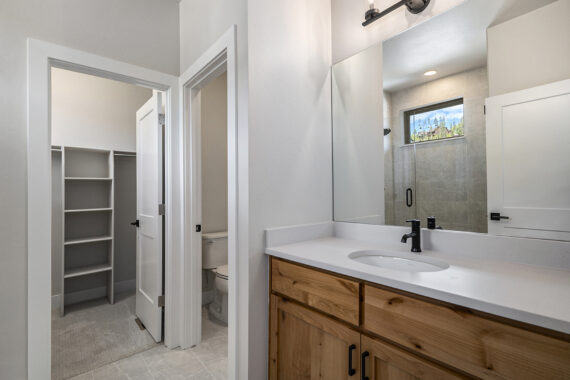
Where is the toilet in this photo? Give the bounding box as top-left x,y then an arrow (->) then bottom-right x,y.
202,231 -> 228,324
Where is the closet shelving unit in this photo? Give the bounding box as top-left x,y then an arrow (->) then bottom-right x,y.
59,146 -> 115,315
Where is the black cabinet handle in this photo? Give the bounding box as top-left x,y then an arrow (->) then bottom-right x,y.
361,351 -> 369,380
406,188 -> 413,207
130,220 -> 139,227
348,344 -> 356,376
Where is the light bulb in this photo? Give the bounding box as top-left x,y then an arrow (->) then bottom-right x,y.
424,70 -> 437,76
368,0 -> 375,9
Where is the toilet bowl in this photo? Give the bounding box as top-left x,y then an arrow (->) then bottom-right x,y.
202,232 -> 228,324
209,264 -> 228,324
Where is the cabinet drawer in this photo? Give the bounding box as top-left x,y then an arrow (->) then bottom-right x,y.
271,258 -> 360,325
363,285 -> 570,379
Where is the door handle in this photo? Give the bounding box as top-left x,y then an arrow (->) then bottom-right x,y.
130,220 -> 140,227
490,212 -> 509,221
406,188 -> 413,207
348,344 -> 356,376
361,351 -> 369,380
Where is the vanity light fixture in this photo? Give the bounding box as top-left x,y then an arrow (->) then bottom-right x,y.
363,0 -> 431,27
424,70 -> 437,76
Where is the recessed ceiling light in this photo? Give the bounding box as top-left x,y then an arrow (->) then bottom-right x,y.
424,70 -> 437,76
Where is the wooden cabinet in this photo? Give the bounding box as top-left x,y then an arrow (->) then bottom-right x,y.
363,285 -> 570,379
269,295 -> 361,379
361,335 -> 464,380
269,258 -> 570,380
271,258 -> 360,325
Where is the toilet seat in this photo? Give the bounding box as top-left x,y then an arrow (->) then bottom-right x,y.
214,264 -> 228,280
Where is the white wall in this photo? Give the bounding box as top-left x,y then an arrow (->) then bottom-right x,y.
332,44 -> 384,224
201,72 -> 228,233
487,0 -> 570,96
179,1 -> 250,378
51,68 -> 152,151
331,0 -> 465,63
248,1 -> 333,378
0,0 -> 179,377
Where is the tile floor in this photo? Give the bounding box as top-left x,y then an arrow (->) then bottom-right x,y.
68,307 -> 228,380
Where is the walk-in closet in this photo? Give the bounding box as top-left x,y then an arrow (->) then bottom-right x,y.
50,67 -> 162,379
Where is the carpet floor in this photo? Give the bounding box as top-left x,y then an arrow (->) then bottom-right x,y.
52,292 -> 158,380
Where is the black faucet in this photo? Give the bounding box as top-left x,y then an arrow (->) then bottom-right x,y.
401,219 -> 422,253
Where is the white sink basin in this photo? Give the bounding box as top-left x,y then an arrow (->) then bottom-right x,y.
348,250 -> 449,272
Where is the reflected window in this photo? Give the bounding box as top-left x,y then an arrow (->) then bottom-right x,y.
404,98 -> 464,144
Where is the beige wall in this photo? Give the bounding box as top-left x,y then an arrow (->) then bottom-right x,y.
385,67 -> 489,232
0,0 -> 179,377
51,68 -> 152,151
488,0 -> 570,96
201,73 -> 228,234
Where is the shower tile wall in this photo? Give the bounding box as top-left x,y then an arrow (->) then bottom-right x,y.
384,67 -> 488,233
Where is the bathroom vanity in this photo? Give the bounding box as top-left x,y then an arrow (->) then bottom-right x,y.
265,1 -> 570,378
265,223 -> 570,380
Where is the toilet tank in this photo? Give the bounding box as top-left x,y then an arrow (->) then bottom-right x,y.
202,231 -> 228,269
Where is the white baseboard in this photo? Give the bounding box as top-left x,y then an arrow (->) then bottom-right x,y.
51,279 -> 136,307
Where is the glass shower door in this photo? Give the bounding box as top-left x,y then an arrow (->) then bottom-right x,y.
386,144 -> 417,227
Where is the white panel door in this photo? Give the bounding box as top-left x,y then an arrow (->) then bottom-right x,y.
486,80 -> 570,241
135,91 -> 163,342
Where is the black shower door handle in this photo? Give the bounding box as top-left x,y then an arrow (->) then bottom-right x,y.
406,188 -> 413,207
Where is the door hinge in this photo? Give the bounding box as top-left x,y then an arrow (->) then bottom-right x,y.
158,295 -> 165,308
159,113 -> 165,126
483,105 -> 486,115
158,203 -> 165,215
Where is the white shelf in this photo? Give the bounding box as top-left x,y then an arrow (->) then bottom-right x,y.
65,177 -> 112,181
65,208 -> 113,214
64,264 -> 112,279
64,235 -> 113,246
58,145 -> 115,315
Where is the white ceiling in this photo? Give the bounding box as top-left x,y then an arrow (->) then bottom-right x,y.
382,0 -> 556,92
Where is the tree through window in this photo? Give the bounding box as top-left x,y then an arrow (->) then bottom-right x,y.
404,98 -> 464,144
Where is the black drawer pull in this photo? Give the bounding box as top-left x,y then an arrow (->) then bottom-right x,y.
361,351 -> 369,380
348,344 -> 356,376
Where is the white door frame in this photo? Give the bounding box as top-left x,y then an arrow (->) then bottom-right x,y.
179,25 -> 240,378
27,39 -> 183,379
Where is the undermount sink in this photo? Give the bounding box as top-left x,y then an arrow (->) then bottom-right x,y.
348,250 -> 449,272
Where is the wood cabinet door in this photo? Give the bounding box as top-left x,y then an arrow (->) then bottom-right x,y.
269,295 -> 361,380
361,335 -> 465,380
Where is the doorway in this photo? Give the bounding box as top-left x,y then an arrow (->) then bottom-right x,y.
199,71 -> 229,375
27,39 -> 183,380
49,68 -> 166,379
28,34 -> 241,380
179,26 -> 240,378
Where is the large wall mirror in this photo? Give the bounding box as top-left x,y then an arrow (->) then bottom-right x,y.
332,0 -> 570,240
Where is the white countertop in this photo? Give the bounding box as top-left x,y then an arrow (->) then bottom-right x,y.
266,236 -> 570,334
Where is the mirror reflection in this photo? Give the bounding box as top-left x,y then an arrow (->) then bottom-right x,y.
332,0 -> 568,237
